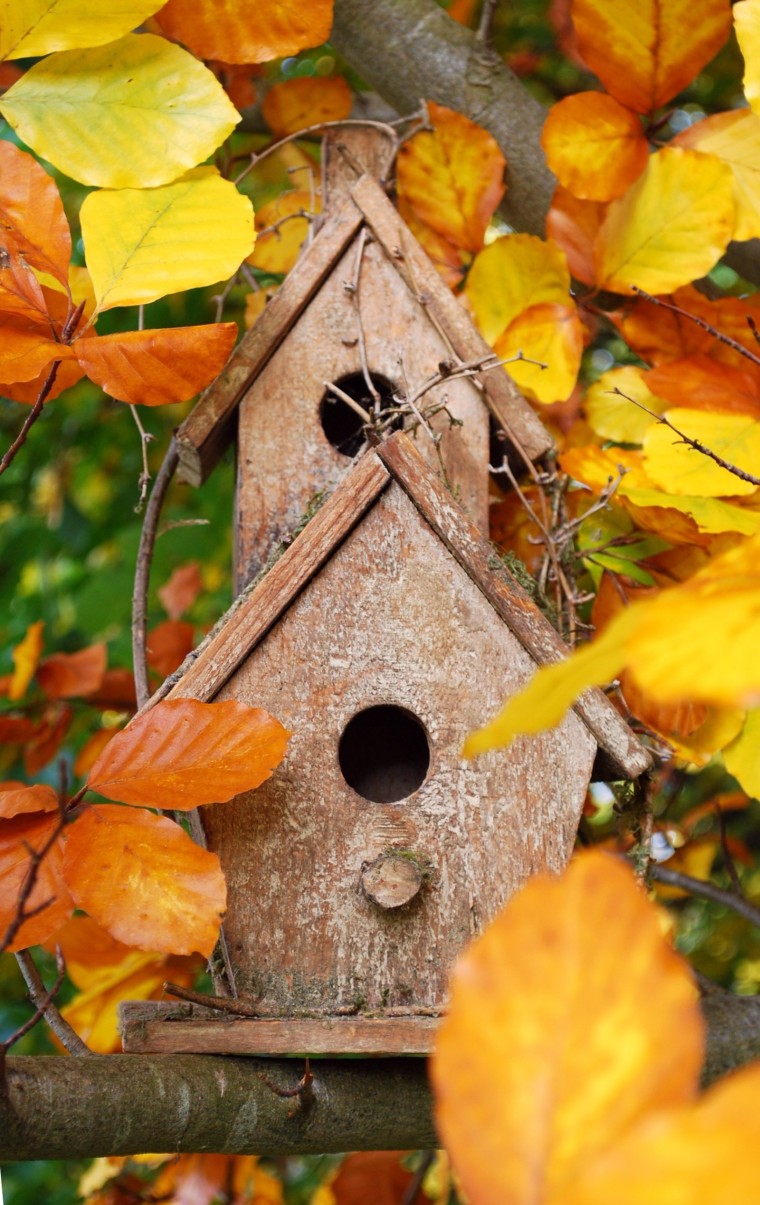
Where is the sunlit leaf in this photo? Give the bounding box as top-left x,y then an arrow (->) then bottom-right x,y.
622,486 -> 760,539
736,0 -> 760,115
0,811 -> 73,951
572,0 -> 732,113
397,102 -> 506,254
542,92 -> 648,201
465,234 -> 571,345
9,620 -> 44,701
546,185 -> 605,286
87,697 -> 289,809
74,323 -> 238,405
723,709 -> 760,797
146,621 -> 195,678
646,355 -> 760,419
62,805 -> 225,955
250,189 -> 322,275
262,75 -> 351,136
495,301 -> 584,404
675,109 -> 760,241
36,643 -> 106,699
0,313 -> 75,385
585,365 -> 667,443
0,141 -> 70,286
0,781 -> 58,818
155,0 -> 334,63
74,729 -> 121,779
81,168 -> 254,311
158,562 -> 203,620
595,148 -> 735,294
0,34 -> 240,188
1,1 -> 165,59
433,850 -> 703,1203
643,408 -> 760,497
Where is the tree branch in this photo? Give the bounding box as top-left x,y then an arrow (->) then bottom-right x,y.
132,436 -> 179,710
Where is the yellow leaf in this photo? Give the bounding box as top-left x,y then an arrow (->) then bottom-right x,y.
622,486 -> 760,538
10,619 -> 44,701
465,234 -> 571,345
495,301 -> 583,404
0,33 -> 240,189
81,168 -> 254,311
675,109 -> 760,241
723,709 -> 760,796
541,92 -> 649,201
643,408 -> 760,497
572,0 -> 732,114
155,0 -> 334,64
250,189 -> 321,275
595,148 -> 735,295
1,1 -> 165,61
736,0 -> 760,115
432,851 -> 703,1204
463,606 -> 638,757
585,365 -> 666,443
396,102 -> 506,254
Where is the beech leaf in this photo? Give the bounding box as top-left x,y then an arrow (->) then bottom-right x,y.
36,643 -> 106,699
262,76 -> 351,136
0,141 -> 71,286
154,0 -> 334,65
0,1 -> 166,60
86,697 -> 290,809
0,812 -> 74,951
541,92 -> 649,202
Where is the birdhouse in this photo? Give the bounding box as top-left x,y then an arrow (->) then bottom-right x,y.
120,136 -> 649,1057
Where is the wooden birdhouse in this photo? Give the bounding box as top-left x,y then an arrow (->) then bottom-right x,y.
120,135 -> 649,1057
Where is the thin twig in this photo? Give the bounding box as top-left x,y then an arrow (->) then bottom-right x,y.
611,388 -> 760,486
346,227 -> 381,413
477,0 -> 499,44
0,949 -> 67,1059
323,380 -> 372,423
129,404 -> 156,512
0,803 -> 69,956
631,286 -> 760,370
163,982 -> 262,1017
234,117 -> 406,189
402,1151 -> 436,1205
0,361 -> 60,476
651,865 -> 760,928
715,803 -> 745,897
132,437 -> 179,710
15,948 -> 91,1055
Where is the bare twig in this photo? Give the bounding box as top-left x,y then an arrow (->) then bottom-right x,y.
323,379 -> 372,424
132,437 -> 179,710
477,0 -> 499,44
0,361 -> 60,477
0,949 -> 68,1059
715,803 -> 744,898
402,1151 -> 436,1205
0,804 -> 69,956
163,982 -> 262,1017
235,117 -> 408,189
259,1059 -> 314,1117
631,286 -> 760,370
15,949 -> 91,1056
611,387 -> 760,487
129,404 -> 156,511
651,865 -> 760,928
346,227 -> 382,413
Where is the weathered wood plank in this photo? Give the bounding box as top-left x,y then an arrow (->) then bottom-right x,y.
350,174 -> 552,463
120,1002 -> 438,1055
176,193 -> 364,486
377,433 -> 652,779
323,126 -> 396,206
165,451 -> 390,702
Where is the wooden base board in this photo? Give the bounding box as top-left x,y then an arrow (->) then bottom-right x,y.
119,1001 -> 439,1056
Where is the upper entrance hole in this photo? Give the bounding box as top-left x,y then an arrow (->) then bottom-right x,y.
338,704 -> 431,803
320,372 -> 398,457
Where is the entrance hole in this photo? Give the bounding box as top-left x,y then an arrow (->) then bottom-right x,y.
338,704 -> 431,803
320,372 -> 399,457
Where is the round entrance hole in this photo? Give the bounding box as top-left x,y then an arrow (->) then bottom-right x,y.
338,705 -> 430,803
320,372 -> 398,457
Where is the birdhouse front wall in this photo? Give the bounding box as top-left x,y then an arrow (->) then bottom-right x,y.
204,479 -> 596,1015
235,234 -> 489,590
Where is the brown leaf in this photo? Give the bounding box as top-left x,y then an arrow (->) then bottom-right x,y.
330,1152 -> 418,1204
37,643 -> 107,699
158,563 -> 203,620
0,812 -> 73,951
0,781 -> 58,818
86,698 -> 290,811
24,704 -> 73,775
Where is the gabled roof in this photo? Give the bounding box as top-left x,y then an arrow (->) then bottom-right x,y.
175,173 -> 552,487
154,432 -> 650,780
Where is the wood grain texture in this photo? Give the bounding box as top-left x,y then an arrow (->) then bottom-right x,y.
323,126 -> 396,206
165,451 -> 390,703
120,1002 -> 438,1055
377,434 -> 652,779
175,194 -> 364,486
349,174 -> 553,463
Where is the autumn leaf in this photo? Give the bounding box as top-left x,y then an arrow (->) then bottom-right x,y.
723,710 -> 760,798
0,811 -> 74,951
0,34 -> 240,189
158,563 -> 203,620
328,1152 -> 418,1204
0,312 -> 75,385
541,92 -> 649,202
494,300 -> 584,404
465,234 -> 572,344
571,0 -> 732,114
0,1 -> 166,60
81,168 -> 254,311
675,109 -> 760,241
736,0 -> 760,115
397,102 -> 506,254
584,365 -> 667,443
595,148 -> 735,294
262,76 -> 351,136
0,141 -> 71,286
86,698 -> 289,809
0,782 -> 58,818
155,0 -> 334,64
642,408 -> 760,497
73,323 -> 238,405
61,805 -> 226,955
36,643 -> 106,699
24,704 -> 73,775
546,185 -> 605,286
9,621 -> 44,701
646,355 -> 760,419
250,189 -> 322,276
146,621 -> 195,677
74,729 -> 121,779
433,851 -> 704,1204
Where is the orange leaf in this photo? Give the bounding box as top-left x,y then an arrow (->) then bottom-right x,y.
0,352 -> 87,404
155,0 -> 334,64
37,643 -> 107,700
24,704 -> 73,775
0,782 -> 58,818
262,76 -> 351,136
61,805 -> 226,956
86,698 -> 290,810
494,300 -> 584,404
541,92 -> 649,201
0,812 -> 74,951
0,312 -> 75,385
146,621 -> 195,678
330,1152 -> 416,1204
397,102 -> 506,253
646,354 -> 760,418
432,850 -> 703,1204
249,189 -> 322,276
0,141 -> 71,286
153,1154 -> 281,1204
158,562 -> 203,620
9,620 -> 44,701
74,324 -> 238,407
546,185 -> 605,286
74,729 -> 121,779
88,669 -> 137,711
0,715 -> 40,743
571,0 -> 732,114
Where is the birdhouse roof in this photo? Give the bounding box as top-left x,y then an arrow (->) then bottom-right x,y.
155,431 -> 650,780
175,172 -> 553,488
